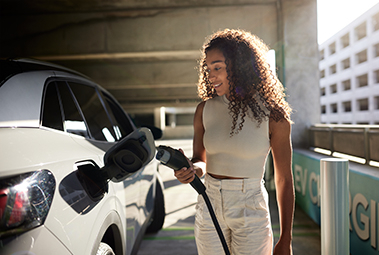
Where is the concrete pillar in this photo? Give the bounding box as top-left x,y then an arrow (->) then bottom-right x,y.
168,114 -> 176,128
281,0 -> 320,148
154,107 -> 166,131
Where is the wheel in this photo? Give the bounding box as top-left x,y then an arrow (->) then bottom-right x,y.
146,181 -> 165,233
96,242 -> 115,255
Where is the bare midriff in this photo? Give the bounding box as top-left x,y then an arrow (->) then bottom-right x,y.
208,173 -> 244,180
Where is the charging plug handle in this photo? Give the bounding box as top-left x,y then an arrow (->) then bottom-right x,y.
155,145 -> 230,255
156,145 -> 205,195
156,145 -> 230,255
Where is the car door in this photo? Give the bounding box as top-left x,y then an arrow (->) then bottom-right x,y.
100,93 -> 157,231
67,80 -> 150,254
98,90 -> 147,253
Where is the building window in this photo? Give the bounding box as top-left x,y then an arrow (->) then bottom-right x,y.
343,101 -> 351,112
342,79 -> 351,90
355,21 -> 367,41
341,58 -> 350,69
320,49 -> 325,60
373,12 -> 379,31
329,64 -> 337,74
357,98 -> 369,111
321,105 -> 326,114
331,103 -> 338,113
357,74 -> 368,87
375,96 -> 379,110
374,43 -> 379,57
330,84 -> 337,94
320,69 -> 325,78
375,69 -> 379,84
341,33 -> 350,48
356,49 -> 367,64
329,42 -> 336,55
321,87 -> 326,96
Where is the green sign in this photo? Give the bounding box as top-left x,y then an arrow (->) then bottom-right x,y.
293,150 -> 379,254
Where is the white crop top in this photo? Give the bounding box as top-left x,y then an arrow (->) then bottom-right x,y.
203,95 -> 270,179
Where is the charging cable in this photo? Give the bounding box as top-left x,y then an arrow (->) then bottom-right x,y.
156,145 -> 231,255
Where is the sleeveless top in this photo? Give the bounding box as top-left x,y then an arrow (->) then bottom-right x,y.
203,95 -> 270,179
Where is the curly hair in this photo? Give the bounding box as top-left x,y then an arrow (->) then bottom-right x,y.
198,29 -> 292,135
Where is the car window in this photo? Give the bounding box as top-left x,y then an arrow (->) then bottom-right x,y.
102,92 -> 134,138
56,81 -> 90,138
42,82 -> 64,131
68,82 -> 117,142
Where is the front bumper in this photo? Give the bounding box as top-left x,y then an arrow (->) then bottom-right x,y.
1,226 -> 72,255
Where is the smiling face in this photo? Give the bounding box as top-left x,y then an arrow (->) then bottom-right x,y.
205,48 -> 231,98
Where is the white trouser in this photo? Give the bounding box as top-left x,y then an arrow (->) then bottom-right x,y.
194,173 -> 273,255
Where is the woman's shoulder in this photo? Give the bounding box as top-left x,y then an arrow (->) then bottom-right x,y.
269,117 -> 291,139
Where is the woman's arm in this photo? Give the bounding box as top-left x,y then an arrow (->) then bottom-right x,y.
175,101 -> 206,183
270,117 -> 294,255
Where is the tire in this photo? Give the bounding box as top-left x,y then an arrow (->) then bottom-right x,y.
96,242 -> 115,255
146,181 -> 165,233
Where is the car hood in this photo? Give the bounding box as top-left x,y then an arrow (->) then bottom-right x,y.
0,127 -> 106,178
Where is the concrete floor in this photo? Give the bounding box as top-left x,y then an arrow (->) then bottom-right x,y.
137,139 -> 321,255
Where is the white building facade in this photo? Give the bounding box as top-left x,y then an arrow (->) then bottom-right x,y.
319,3 -> 379,124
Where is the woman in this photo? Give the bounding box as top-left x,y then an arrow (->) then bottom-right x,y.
175,29 -> 294,255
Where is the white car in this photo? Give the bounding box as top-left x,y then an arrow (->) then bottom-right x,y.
0,58 -> 165,255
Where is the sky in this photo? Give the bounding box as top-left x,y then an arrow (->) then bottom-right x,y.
317,0 -> 379,44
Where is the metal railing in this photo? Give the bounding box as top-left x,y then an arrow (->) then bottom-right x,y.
309,124 -> 379,166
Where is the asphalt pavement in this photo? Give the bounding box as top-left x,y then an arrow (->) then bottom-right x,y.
137,139 -> 321,255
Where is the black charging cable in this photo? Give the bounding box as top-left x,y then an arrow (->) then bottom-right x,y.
156,145 -> 231,255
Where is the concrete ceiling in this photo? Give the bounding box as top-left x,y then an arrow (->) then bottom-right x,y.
0,0 -> 278,114
0,0 -> 275,15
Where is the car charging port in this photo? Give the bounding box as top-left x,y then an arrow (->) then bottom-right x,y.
76,162 -> 108,202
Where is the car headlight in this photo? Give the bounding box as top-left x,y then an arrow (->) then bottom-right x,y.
0,170 -> 55,238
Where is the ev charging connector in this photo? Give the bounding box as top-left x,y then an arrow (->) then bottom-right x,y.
156,145 -> 231,255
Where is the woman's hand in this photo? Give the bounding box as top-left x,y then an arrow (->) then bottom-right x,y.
173,149 -> 196,184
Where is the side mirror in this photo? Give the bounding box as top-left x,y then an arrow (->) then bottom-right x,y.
140,125 -> 163,140
102,127 -> 156,182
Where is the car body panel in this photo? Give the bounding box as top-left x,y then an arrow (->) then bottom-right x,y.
0,127 -> 103,177
1,226 -> 72,255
